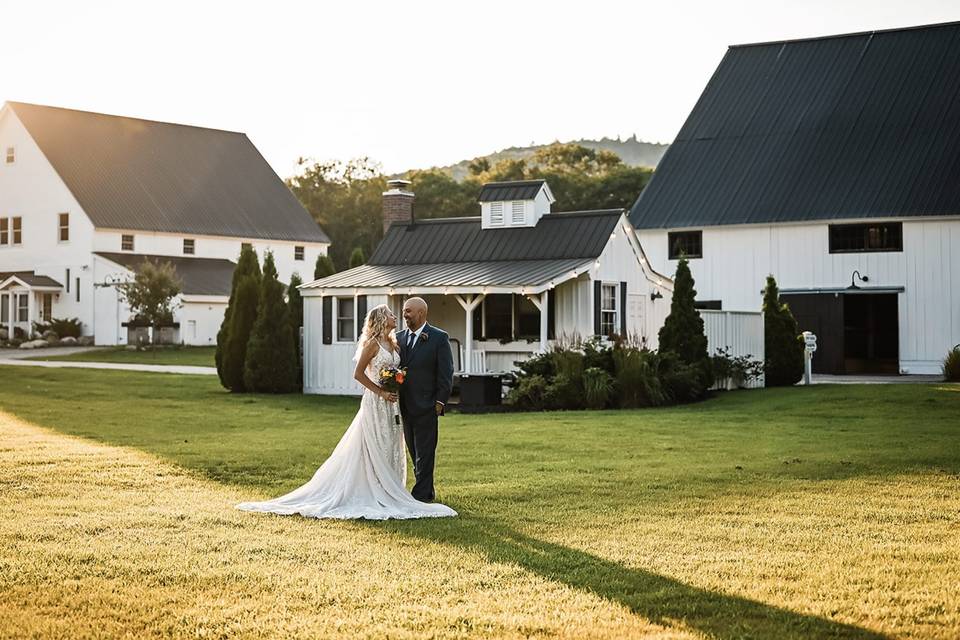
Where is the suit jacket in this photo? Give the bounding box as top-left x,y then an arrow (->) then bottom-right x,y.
397,323 -> 454,418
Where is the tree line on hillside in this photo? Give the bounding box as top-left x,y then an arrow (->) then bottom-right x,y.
287,143 -> 655,272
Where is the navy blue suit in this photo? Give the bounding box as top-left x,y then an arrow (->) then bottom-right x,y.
397,323 -> 453,502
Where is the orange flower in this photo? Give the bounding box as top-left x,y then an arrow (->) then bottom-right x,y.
395,372 -> 405,384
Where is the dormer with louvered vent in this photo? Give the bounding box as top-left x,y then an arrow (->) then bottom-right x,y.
478,180 -> 555,229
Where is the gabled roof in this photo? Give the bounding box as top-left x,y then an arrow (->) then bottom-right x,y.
95,252 -> 236,296
478,180 -> 548,202
301,259 -> 592,292
629,21 -> 960,229
0,271 -> 62,288
370,210 -> 622,265
8,102 -> 329,243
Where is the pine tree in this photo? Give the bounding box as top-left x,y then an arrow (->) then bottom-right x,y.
221,275 -> 260,392
349,247 -> 366,269
216,245 -> 262,388
287,272 -> 304,380
244,252 -> 299,393
763,275 -> 804,386
658,258 -> 708,365
314,254 -> 335,280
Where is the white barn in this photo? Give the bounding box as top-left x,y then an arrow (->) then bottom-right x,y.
0,101 -> 329,345
300,180 -> 675,395
630,22 -> 960,375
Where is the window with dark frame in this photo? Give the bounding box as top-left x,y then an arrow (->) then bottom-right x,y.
828,222 -> 902,253
121,234 -> 134,251
0,293 -> 7,323
183,238 -> 195,255
12,217 -> 21,245
16,294 -> 28,322
0,218 -> 7,245
58,213 -> 69,242
294,246 -> 304,261
483,294 -> 512,340
600,283 -> 618,335
694,300 -> 723,310
667,230 -> 702,259
516,295 -> 540,338
336,297 -> 354,342
5,147 -> 13,164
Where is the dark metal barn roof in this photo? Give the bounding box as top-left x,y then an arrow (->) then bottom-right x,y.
369,209 -> 622,265
95,252 -> 237,296
9,102 -> 329,243
477,180 -> 546,202
629,21 -> 960,229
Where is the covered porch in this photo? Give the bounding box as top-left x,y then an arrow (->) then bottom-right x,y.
0,272 -> 63,340
300,259 -> 598,395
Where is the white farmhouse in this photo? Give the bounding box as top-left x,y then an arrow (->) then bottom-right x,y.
0,101 -> 329,345
630,21 -> 960,375
300,180 -> 675,395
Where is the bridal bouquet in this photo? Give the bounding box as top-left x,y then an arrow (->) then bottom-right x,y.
378,366 -> 406,425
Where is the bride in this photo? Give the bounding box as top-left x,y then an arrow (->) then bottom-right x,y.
236,304 -> 457,520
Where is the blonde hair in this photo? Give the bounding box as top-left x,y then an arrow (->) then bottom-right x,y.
352,304 -> 397,362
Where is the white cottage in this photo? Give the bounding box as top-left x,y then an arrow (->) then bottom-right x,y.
300,180 -> 674,395
0,101 -> 329,345
630,21 -> 960,375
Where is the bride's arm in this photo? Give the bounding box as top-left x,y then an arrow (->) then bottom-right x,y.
353,340 -> 398,402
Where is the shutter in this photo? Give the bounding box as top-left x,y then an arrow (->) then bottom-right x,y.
547,288 -> 556,340
593,280 -> 602,336
620,282 -> 627,336
322,297 -> 332,344
356,295 -> 367,339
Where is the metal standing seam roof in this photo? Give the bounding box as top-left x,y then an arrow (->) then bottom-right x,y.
300,259 -> 593,291
0,271 -> 63,287
369,209 -> 623,265
95,252 -> 237,296
8,102 -> 330,243
629,21 -> 960,230
477,180 -> 547,202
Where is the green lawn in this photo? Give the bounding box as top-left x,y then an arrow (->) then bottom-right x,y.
1,366 -> 958,639
27,345 -> 216,367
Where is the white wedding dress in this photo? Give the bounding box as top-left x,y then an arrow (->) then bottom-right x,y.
236,342 -> 457,520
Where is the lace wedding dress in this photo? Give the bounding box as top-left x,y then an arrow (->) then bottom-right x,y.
236,342 -> 457,520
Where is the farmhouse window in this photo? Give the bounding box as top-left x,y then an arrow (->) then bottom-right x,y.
122,234 -> 134,251
294,246 -> 304,261
183,238 -> 195,255
336,297 -> 354,342
600,283 -> 618,336
59,213 -> 69,242
829,222 -> 902,253
667,230 -> 702,259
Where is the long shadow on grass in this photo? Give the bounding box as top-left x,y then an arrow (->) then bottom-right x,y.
371,516 -> 888,640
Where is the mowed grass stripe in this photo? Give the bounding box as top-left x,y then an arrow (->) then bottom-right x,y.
1,366 -> 959,638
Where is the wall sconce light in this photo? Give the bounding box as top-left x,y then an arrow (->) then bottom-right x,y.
847,270 -> 869,290
650,290 -> 663,301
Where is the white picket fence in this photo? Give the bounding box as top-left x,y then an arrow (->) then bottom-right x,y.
700,309 -> 765,389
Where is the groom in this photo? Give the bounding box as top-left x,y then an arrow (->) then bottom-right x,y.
397,297 -> 454,502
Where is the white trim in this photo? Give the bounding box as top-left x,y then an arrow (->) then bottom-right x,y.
334,295 -> 356,344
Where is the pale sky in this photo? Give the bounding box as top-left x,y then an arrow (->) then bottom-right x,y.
4,0 -> 958,177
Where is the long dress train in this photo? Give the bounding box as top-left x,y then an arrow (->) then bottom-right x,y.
235,343 -> 457,520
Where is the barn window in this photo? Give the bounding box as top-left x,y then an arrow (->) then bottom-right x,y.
511,201 -> 525,225
829,222 -> 902,253
183,238 -> 195,255
489,202 -> 504,226
122,234 -> 134,251
0,218 -> 7,245
336,297 -> 355,342
4,147 -> 13,164
667,230 -> 702,259
600,283 -> 619,336
58,213 -> 69,242
294,246 -> 304,261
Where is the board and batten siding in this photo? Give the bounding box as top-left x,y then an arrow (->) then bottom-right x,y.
636,218 -> 960,373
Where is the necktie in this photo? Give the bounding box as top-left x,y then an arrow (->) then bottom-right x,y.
407,332 -> 416,349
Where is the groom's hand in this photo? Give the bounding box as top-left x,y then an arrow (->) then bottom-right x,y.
435,401 -> 444,416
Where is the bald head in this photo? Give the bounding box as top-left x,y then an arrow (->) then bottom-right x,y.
402,297 -> 428,331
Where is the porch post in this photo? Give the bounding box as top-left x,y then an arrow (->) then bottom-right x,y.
26,290 -> 35,338
539,289 -> 549,353
455,293 -> 485,373
7,292 -> 13,340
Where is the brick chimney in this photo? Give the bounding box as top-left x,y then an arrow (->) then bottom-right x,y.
382,179 -> 414,233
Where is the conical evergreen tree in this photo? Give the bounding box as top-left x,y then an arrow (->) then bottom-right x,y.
287,272 -> 304,384
349,247 -> 366,269
763,275 -> 804,386
216,245 -> 261,388
314,254 -> 335,280
244,252 -> 299,393
658,258 -> 708,365
221,275 -> 260,392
